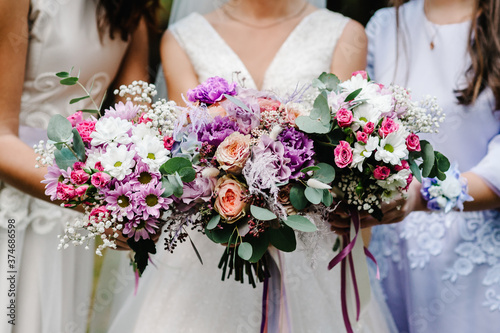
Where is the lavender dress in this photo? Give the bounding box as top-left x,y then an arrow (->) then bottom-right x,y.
367,1 -> 500,332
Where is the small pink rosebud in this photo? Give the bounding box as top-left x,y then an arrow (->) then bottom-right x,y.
352,70 -> 368,79
336,108 -> 353,127
67,111 -> 83,127
394,160 -> 410,172
75,185 -> 89,197
91,172 -> 111,188
94,162 -> 105,172
363,122 -> 375,135
356,131 -> 368,144
73,162 -> 86,171
378,118 -> 399,137
373,166 -> 391,180
138,113 -> 152,124
334,141 -> 353,168
70,169 -> 90,185
56,183 -> 77,201
406,133 -> 421,152
163,136 -> 175,150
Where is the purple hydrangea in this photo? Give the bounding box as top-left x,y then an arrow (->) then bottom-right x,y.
198,116 -> 238,146
187,77 -> 237,104
277,127 -> 315,179
222,95 -> 261,134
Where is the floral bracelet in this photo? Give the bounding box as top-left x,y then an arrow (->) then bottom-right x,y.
420,163 -> 473,213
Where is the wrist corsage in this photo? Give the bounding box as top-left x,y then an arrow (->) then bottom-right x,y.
420,163 -> 473,213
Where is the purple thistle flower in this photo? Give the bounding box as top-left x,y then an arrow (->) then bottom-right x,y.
277,127 -> 315,179
105,182 -> 137,220
102,101 -> 141,120
135,182 -> 173,219
42,166 -> 71,201
187,77 -> 237,105
197,116 -> 238,146
123,217 -> 161,242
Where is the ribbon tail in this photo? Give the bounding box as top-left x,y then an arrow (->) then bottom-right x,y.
364,246 -> 380,280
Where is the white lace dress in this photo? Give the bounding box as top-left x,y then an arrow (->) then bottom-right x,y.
0,1 -> 128,332
105,10 -> 396,333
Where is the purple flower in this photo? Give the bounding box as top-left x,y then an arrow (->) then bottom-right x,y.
42,166 -> 71,201
102,101 -> 141,120
222,94 -> 261,134
128,161 -> 161,190
123,217 -> 161,242
135,182 -> 173,219
277,127 -> 315,179
177,168 -> 217,211
187,77 -> 237,105
198,116 -> 238,146
105,182 -> 137,220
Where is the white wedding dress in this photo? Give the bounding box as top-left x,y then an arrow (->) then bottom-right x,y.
0,1 -> 128,332
105,9 -> 396,333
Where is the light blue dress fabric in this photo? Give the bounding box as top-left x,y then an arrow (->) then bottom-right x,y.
366,1 -> 500,332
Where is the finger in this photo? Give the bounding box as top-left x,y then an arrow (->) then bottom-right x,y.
330,225 -> 350,235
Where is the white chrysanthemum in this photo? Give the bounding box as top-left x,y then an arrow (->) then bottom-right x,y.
91,117 -> 132,146
377,168 -> 411,191
351,136 -> 379,171
101,145 -> 136,180
134,135 -> 169,171
375,129 -> 409,165
339,74 -> 371,93
131,123 -> 158,142
367,94 -> 393,115
352,103 -> 382,127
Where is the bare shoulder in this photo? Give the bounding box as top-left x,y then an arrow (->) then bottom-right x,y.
338,19 -> 368,46
331,19 -> 367,81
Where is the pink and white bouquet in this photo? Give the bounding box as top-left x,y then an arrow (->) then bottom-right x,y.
163,77 -> 329,285
35,70 -> 182,275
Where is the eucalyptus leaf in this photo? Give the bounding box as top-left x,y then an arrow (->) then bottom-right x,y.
166,174 -> 184,198
205,225 -> 233,244
250,205 -> 277,221
69,95 -> 90,104
435,151 -> 450,173
305,187 -> 323,204
160,157 -> 192,175
295,116 -> 331,134
72,129 -> 86,161
54,148 -> 78,170
344,88 -> 363,102
224,94 -> 251,112
206,214 -> 221,230
420,141 -> 435,178
300,166 -> 320,174
312,78 -> 326,91
409,160 -> 422,183
268,225 -> 296,252
312,163 -> 336,184
317,72 -> 340,92
247,233 -> 269,263
161,177 -> 175,197
237,242 -> 253,261
322,189 -> 334,207
60,77 -> 79,86
310,94 -> 332,126
47,115 -> 73,142
290,184 -> 308,210
283,215 -> 317,232
178,166 -> 196,183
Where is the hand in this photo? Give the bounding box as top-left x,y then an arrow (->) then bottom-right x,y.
328,180 -> 428,234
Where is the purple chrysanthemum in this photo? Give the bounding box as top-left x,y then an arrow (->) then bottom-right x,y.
105,182 -> 137,220
42,166 -> 71,201
187,77 -> 237,105
197,116 -> 238,146
222,94 -> 261,134
128,160 -> 161,190
122,217 -> 161,242
277,127 -> 315,179
102,101 -> 141,120
135,182 -> 173,219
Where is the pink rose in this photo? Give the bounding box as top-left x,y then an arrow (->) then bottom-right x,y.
163,136 -> 175,150
363,122 -> 375,134
91,172 -> 111,188
286,107 -> 302,126
334,141 -> 353,168
373,166 -> 391,180
404,173 -> 413,191
258,98 -> 281,112
336,108 -> 353,127
56,183 -> 77,201
394,160 -> 410,172
214,132 -> 251,174
67,111 -> 83,127
352,70 -> 368,79
356,131 -> 368,143
76,120 -> 96,144
75,185 -> 89,197
94,162 -> 105,172
73,161 -> 86,171
208,102 -> 228,118
406,133 -> 421,152
214,176 -> 249,223
70,169 -> 90,185
378,118 -> 399,137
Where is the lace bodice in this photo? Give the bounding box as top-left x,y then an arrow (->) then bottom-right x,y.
170,9 -> 349,94
0,0 -> 129,232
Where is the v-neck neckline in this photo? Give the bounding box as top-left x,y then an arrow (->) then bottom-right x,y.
194,9 -> 322,90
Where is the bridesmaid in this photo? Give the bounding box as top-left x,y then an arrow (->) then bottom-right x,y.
362,0 -> 500,332
0,1 -> 157,332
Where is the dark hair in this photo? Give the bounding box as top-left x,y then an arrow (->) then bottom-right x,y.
96,0 -> 160,41
392,0 -> 500,109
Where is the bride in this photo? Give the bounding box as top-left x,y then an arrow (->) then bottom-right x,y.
103,0 -> 397,332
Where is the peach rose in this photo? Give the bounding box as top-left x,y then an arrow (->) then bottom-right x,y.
214,132 -> 251,174
258,98 -> 281,112
214,176 -> 249,223
208,102 -> 227,118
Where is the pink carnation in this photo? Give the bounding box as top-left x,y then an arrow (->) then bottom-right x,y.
91,172 -> 111,188
336,108 -> 353,127
73,162 -> 85,171
352,71 -> 368,79
70,169 -> 90,185
356,131 -> 368,143
94,162 -> 105,172
56,183 -> 77,201
373,166 -> 391,180
75,185 -> 89,197
67,111 -> 83,127
394,160 -> 410,172
76,120 -> 96,144
334,141 -> 353,168
378,118 -> 399,137
363,122 -> 375,135
406,133 -> 421,152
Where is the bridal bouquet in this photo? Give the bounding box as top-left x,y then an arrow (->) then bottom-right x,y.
295,71 -> 449,332
163,77 -> 332,286
35,70 -> 183,276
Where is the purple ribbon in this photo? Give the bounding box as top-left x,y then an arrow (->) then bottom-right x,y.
260,276 -> 269,332
364,246 -> 380,280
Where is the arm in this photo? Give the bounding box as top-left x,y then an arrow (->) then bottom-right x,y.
330,20 -> 368,81
0,0 -> 51,201
160,30 -> 199,105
